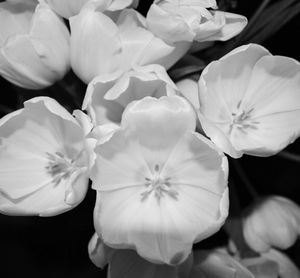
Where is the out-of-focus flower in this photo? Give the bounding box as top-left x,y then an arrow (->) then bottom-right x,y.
42,0 -> 139,19
0,1 -> 70,89
70,3 -> 191,83
198,44 -> 300,158
91,95 -> 229,264
0,97 -> 93,216
242,196 -> 300,253
146,0 -> 247,44
82,64 -> 178,125
242,249 -> 300,278
261,249 -> 300,278
190,248 -> 254,278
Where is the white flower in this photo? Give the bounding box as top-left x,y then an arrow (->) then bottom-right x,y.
0,97 -> 93,216
70,3 -> 191,83
42,0 -> 139,19
146,0 -> 247,44
0,1 -> 70,89
198,44 -> 300,158
82,64 -> 178,125
243,196 -> 300,253
242,249 -> 300,278
190,248 -> 254,278
91,95 -> 228,264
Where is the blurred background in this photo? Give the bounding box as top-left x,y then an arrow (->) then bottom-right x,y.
0,0 -> 300,277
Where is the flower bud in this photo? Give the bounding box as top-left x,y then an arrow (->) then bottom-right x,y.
243,196 -> 300,253
43,0 -> 139,19
146,0 -> 247,44
70,3 -> 190,83
0,1 -> 70,89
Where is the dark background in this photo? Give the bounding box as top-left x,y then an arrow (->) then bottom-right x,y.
0,0 -> 300,277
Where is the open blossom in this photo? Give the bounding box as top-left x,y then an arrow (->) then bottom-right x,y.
198,44 -> 300,158
70,2 -> 191,83
0,1 -> 70,89
42,0 -> 139,19
91,95 -> 229,264
242,196 -> 300,253
82,64 -> 178,125
0,97 -> 93,216
146,0 -> 247,44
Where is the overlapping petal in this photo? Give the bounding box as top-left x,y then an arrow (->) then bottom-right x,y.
70,4 -> 190,84
92,96 -> 228,264
82,65 -> 178,125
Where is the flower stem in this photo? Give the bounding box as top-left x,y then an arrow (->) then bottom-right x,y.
277,150 -> 300,163
230,159 -> 259,199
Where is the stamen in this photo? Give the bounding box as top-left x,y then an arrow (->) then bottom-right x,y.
230,106 -> 259,133
45,151 -> 79,186
141,165 -> 178,201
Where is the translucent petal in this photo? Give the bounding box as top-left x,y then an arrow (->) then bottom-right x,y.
0,1 -> 34,46
29,3 -> 70,77
70,4 -> 121,83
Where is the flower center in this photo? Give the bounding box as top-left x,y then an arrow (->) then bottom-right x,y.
230,102 -> 259,133
141,164 -> 178,201
45,151 -> 79,186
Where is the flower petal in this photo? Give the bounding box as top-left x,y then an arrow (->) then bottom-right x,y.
70,3 -> 121,83
88,233 -> 109,269
83,65 -> 177,125
108,249 -> 178,278
176,78 -> 200,110
198,11 -> 247,42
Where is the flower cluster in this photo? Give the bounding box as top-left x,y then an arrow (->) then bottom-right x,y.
1,0 -> 300,277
